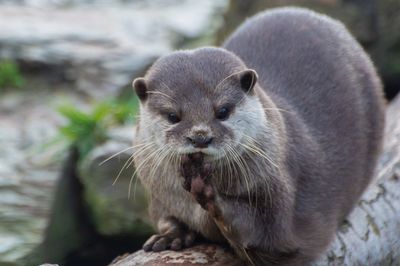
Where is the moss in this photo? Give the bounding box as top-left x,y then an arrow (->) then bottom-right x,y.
80,166 -> 152,236
366,214 -> 381,236
0,60 -> 24,89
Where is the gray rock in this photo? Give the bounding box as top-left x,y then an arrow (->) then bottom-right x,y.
0,88 -> 84,265
0,0 -> 228,98
78,127 -> 153,236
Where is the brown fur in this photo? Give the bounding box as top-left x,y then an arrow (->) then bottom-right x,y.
132,7 -> 385,265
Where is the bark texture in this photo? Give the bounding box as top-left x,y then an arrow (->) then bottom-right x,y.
110,95 -> 400,266
109,244 -> 241,266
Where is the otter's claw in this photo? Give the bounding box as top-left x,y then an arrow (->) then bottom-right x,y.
143,217 -> 196,252
143,230 -> 196,252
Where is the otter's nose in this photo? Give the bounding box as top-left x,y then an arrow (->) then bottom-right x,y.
186,135 -> 213,148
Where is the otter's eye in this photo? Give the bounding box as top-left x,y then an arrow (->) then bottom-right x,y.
167,113 -> 180,124
216,107 -> 230,120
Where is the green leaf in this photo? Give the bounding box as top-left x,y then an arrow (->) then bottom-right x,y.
54,95 -> 139,159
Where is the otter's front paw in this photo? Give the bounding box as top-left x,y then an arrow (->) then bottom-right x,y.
143,231 -> 196,252
180,152 -> 204,191
190,173 -> 219,216
180,153 -> 219,217
143,217 -> 196,252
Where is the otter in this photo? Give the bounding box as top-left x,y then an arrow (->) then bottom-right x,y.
131,7 -> 385,265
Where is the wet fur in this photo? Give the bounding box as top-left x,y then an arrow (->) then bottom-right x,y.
132,7 -> 385,265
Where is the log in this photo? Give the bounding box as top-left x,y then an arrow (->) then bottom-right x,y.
110,95 -> 400,266
109,244 -> 241,266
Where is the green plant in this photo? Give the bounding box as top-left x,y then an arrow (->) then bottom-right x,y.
0,60 -> 24,89
57,96 -> 139,158
58,103 -> 109,158
108,96 -> 139,124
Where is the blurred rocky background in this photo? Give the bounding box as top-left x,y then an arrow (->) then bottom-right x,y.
0,0 -> 399,266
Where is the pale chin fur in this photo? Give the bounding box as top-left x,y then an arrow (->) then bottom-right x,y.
176,146 -> 224,161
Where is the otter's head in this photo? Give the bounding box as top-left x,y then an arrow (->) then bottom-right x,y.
133,47 -> 267,160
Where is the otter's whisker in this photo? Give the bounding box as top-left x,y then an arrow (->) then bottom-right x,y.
226,143 -> 253,206
133,144 -> 171,200
148,145 -> 172,189
263,107 -> 294,115
221,147 -> 232,191
239,140 -> 279,170
112,142 -> 155,186
99,142 -> 151,166
128,145 -> 165,198
242,134 -> 285,182
147,90 -> 176,103
215,69 -> 253,91
241,145 -> 273,210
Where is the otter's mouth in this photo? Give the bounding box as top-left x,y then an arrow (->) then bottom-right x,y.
177,145 -> 224,161
182,151 -> 217,165
183,150 -> 223,162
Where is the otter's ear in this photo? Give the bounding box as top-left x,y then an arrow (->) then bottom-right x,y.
132,77 -> 147,102
239,69 -> 258,93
